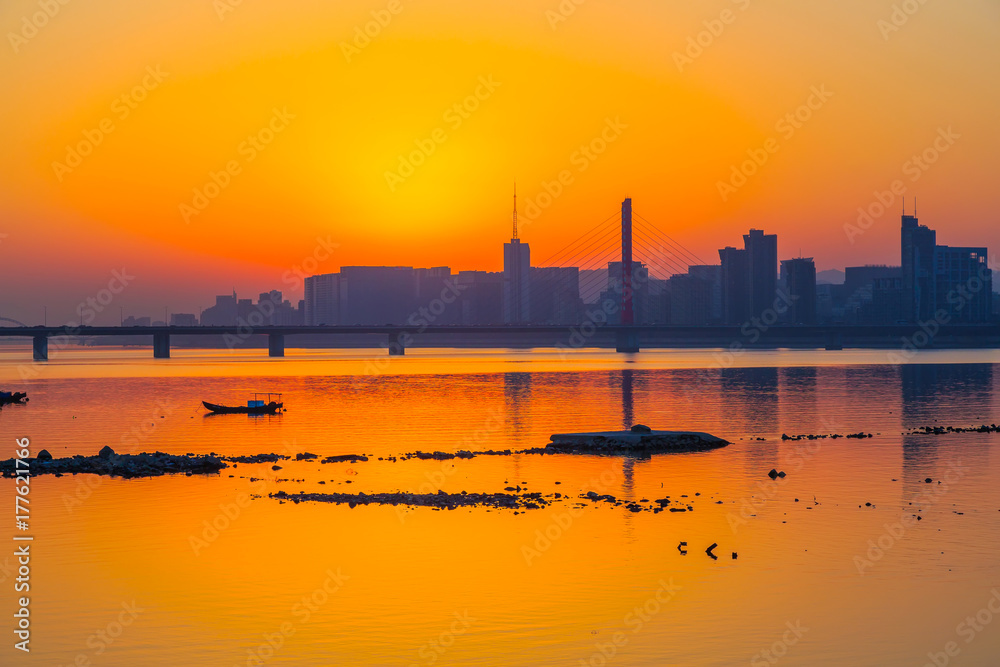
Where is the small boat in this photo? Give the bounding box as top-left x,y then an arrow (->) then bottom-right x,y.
0,391 -> 28,406
203,393 -> 283,415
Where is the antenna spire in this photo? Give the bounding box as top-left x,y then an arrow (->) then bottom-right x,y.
512,183 -> 518,240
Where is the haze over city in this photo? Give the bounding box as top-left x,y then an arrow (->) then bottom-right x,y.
2,0 -> 999,324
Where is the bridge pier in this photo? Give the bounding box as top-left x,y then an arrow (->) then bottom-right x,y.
268,334 -> 285,357
615,329 -> 640,353
32,335 -> 48,361
387,331 -> 406,356
153,332 -> 170,358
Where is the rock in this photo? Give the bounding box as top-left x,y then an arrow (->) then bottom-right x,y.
767,469 -> 779,480
36,449 -> 53,462
223,454 -> 288,464
777,471 -> 786,478
1,452 -> 226,479
321,454 -> 369,463
272,465 -> 282,471
549,429 -> 728,456
630,424 -> 652,433
269,489 -> 552,512
295,452 -> 318,460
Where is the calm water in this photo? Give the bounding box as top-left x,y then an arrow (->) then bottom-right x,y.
2,347 -> 1000,666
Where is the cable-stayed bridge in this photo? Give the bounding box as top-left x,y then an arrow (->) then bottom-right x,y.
2,199 -> 998,360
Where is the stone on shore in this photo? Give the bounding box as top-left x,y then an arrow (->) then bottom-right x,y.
547,428 -> 728,456
0,449 -> 227,479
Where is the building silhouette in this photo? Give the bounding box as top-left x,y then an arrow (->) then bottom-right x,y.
529,267 -> 581,324
339,266 -> 418,325
901,211 -> 992,323
200,292 -> 238,326
169,313 -> 198,326
901,213 -> 937,322
196,197 -> 997,333
304,273 -> 339,325
836,265 -> 904,324
667,265 -> 721,325
780,258 -> 816,325
455,271 -> 503,324
503,189 -> 531,324
745,229 -> 778,318
719,246 -> 750,324
718,229 -> 778,324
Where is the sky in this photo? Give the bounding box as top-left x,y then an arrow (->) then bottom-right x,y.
1,0 -> 998,324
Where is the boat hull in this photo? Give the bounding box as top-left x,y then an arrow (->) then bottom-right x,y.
202,401 -> 282,415
0,392 -> 28,406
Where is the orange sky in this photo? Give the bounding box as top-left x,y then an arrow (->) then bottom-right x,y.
1,0 -> 998,323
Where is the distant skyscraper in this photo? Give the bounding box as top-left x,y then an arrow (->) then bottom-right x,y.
338,266 -> 416,325
901,212 -> 936,322
455,271 -> 504,325
719,246 -> 749,324
503,188 -> 530,324
200,293 -> 238,326
901,211 -> 991,323
304,273 -> 339,325
530,267 -> 580,324
687,265 -> 722,323
933,245 -> 991,323
842,265 -> 903,324
744,229 -> 778,318
780,258 -> 817,324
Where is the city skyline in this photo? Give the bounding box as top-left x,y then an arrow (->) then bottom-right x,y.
17,203 -> 989,331
3,1 -> 999,325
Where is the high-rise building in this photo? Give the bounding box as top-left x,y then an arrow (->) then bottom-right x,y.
455,271 -> 503,325
780,258 -> 817,325
901,212 -> 992,323
688,265 -> 722,323
844,265 -> 901,298
529,267 -> 580,324
668,265 -> 721,325
304,273 -> 339,325
840,266 -> 903,325
503,190 -> 530,324
744,229 -> 778,318
901,213 -> 936,322
933,245 -> 991,323
200,293 -> 238,326
718,229 -> 778,323
719,246 -> 749,324
338,266 -> 416,325
414,267 -> 459,325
